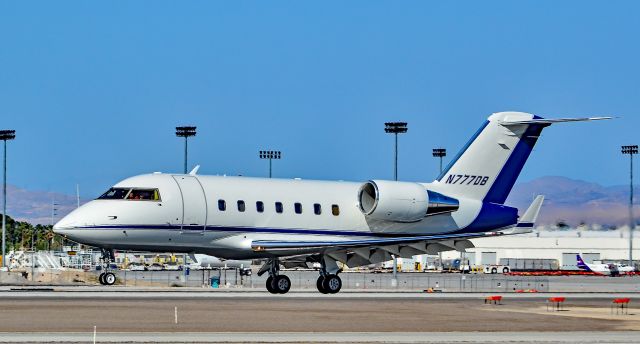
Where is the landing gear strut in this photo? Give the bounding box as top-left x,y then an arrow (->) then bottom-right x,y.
316,256 -> 342,294
98,248 -> 117,286
259,258 -> 291,294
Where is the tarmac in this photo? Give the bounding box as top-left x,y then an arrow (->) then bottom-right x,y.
0,288 -> 639,343
0,331 -> 638,343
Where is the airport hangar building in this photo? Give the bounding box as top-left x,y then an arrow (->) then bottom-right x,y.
406,227 -> 640,271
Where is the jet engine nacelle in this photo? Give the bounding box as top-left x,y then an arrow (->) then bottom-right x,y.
358,180 -> 428,223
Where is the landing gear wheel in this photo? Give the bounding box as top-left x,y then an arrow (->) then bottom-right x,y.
266,276 -> 278,294
322,274 -> 342,294
98,273 -> 106,285
316,275 -> 328,294
274,275 -> 291,294
103,272 -> 116,285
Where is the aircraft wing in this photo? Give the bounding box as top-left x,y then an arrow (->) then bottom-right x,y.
252,230 -> 521,271
252,231 -> 498,253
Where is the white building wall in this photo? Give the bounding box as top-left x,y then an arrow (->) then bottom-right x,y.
436,230 -> 639,268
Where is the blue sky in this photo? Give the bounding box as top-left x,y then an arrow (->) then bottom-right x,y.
0,1 -> 638,198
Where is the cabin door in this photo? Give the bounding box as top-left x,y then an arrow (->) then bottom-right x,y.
172,175 -> 207,233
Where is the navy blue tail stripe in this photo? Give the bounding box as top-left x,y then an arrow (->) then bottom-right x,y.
483,124 -> 548,204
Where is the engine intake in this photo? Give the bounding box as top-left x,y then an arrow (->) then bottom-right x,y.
358,180 -> 428,223
358,180 -> 460,223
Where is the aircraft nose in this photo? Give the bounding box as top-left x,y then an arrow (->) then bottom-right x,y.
53,211 -> 81,236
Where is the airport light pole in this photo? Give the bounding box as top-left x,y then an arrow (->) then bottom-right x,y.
259,150 -> 281,178
50,198 -> 59,251
432,149 -> 447,270
432,148 -> 447,175
176,126 -> 197,174
384,122 -> 408,181
384,122 -> 407,285
1,130 -> 15,270
622,145 -> 638,267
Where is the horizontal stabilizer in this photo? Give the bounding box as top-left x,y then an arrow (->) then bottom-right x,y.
499,116 -> 612,126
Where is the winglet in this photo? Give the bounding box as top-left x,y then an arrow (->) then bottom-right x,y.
189,165 -> 201,175
519,195 -> 545,224
504,195 -> 544,234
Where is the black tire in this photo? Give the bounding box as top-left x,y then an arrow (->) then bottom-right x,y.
98,273 -> 106,285
316,275 -> 328,294
502,267 -> 509,274
266,276 -> 278,294
491,267 -> 498,274
322,274 -> 342,294
275,275 -> 291,294
104,272 -> 116,285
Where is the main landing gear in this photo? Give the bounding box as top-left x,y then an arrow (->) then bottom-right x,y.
258,255 -> 342,294
316,256 -> 342,294
98,248 -> 117,286
316,274 -> 342,294
258,258 -> 291,294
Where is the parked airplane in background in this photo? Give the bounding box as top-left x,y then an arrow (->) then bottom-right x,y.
54,111 -> 609,293
576,254 -> 635,276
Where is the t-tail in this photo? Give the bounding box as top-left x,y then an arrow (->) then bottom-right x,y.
434,112 -> 610,204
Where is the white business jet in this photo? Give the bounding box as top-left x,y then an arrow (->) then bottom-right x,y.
54,112 -> 608,293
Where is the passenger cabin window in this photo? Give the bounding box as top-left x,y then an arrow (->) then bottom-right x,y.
237,200 -> 246,212
256,201 -> 264,213
275,202 -> 283,214
98,188 -> 130,200
331,204 -> 340,216
314,203 -> 322,215
127,189 -> 161,201
294,202 -> 302,214
218,199 -> 226,211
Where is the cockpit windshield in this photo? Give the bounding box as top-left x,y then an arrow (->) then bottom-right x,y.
97,188 -> 161,201
127,189 -> 160,201
98,188 -> 130,200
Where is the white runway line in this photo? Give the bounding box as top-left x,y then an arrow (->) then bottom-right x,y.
0,331 -> 638,343
0,290 -> 639,299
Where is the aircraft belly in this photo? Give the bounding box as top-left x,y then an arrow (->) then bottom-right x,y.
62,228 -> 252,256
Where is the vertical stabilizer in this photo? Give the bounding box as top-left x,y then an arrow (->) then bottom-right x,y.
434,113 -> 609,204
435,112 -> 547,203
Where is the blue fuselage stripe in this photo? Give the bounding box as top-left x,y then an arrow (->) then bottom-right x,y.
65,223 -> 499,238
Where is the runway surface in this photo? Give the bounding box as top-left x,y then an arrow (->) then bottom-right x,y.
0,289 -> 639,343
0,331 -> 638,343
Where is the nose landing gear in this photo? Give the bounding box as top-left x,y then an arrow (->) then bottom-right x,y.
98,248 -> 117,286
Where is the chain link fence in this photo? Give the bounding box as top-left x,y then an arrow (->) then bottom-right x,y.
0,269 -> 549,292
